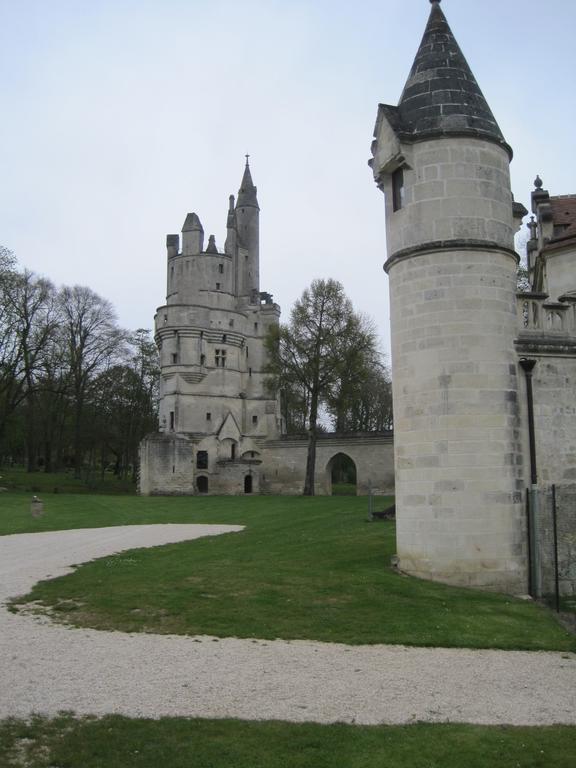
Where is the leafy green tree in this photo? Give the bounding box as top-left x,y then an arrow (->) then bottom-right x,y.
266,278 -> 380,495
327,361 -> 393,433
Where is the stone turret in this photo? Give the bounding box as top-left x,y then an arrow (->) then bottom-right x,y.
235,157 -> 260,300
143,159 -> 282,496
370,0 -> 526,592
181,212 -> 204,255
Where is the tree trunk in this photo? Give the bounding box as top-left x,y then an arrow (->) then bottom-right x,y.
25,394 -> 36,473
303,388 -> 319,495
73,394 -> 83,479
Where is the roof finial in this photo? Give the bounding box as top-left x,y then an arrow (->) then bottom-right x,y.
245,153 -> 250,167
430,0 -> 441,4
534,175 -> 543,190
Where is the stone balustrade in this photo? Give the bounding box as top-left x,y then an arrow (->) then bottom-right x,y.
517,292 -> 576,337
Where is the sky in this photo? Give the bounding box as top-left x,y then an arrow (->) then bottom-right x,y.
1,0 -> 575,358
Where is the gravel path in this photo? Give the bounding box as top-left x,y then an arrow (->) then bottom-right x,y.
0,525 -> 575,726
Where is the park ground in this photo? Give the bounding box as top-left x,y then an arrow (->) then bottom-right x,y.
0,471 -> 575,767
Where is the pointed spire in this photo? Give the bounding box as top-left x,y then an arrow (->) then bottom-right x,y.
236,155 -> 259,209
393,0 -> 510,155
206,234 -> 218,254
181,212 -> 203,232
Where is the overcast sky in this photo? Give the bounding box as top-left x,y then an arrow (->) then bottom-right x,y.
1,0 -> 574,357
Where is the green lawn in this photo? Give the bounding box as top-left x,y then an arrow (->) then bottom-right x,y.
1,715 -> 575,768
3,492 -> 574,651
0,465 -> 135,495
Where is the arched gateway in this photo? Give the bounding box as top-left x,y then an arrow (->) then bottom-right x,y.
326,453 -> 357,496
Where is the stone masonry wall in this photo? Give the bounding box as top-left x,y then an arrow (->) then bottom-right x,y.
140,432 -> 395,497
388,246 -> 526,592
262,434 -> 394,496
532,356 -> 576,486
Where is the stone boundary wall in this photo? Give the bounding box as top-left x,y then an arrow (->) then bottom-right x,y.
140,431 -> 395,497
262,433 -> 394,496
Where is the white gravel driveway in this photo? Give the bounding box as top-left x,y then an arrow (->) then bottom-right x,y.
0,525 -> 575,725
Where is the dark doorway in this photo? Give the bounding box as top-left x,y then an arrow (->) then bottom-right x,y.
197,476 -> 208,494
328,453 -> 357,496
244,475 -> 253,494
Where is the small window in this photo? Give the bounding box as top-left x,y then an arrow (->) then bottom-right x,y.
229,319 -> 234,328
246,347 -> 249,357
200,331 -> 204,339
196,451 -> 208,470
249,367 -> 252,377
163,314 -> 168,324
222,334 -> 227,343
171,353 -> 178,364
215,349 -> 227,367
200,353 -> 205,365
252,415 -> 258,426
231,443 -> 236,460
216,282 -> 221,290
169,411 -> 175,431
206,412 -> 211,421
219,263 -> 224,274
392,168 -> 405,212
254,322 -> 258,332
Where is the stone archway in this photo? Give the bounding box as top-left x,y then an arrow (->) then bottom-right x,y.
326,453 -> 357,496
244,475 -> 253,494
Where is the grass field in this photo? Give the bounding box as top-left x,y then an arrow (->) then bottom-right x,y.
1,715 -> 575,768
1,489 -> 575,767
2,491 -> 574,651
0,466 -> 135,495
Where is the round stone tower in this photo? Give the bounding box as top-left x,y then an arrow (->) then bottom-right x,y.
369,0 -> 526,592
139,161 -> 282,496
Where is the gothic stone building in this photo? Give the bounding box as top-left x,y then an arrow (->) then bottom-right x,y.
369,0 -> 576,594
140,0 -> 576,596
138,162 -> 394,497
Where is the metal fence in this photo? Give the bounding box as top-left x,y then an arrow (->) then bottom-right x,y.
527,484 -> 576,608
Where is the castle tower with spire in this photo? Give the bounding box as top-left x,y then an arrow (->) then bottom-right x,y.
140,160 -> 282,495
370,0 -> 526,592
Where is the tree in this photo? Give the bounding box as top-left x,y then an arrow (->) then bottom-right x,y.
266,278 -> 380,495
327,361 -> 393,433
58,285 -> 127,477
89,330 -> 159,479
9,271 -> 59,470
0,253 -> 60,467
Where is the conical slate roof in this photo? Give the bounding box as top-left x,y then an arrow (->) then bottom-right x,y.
390,0 -> 510,155
236,158 -> 259,209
